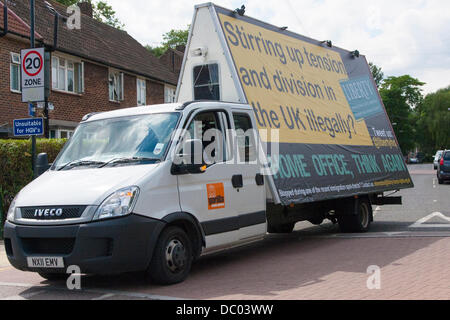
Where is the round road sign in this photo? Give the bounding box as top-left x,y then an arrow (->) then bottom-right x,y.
22,50 -> 43,77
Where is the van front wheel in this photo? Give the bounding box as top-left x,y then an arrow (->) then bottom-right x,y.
147,226 -> 193,285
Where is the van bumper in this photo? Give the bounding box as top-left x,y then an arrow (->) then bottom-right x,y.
3,214 -> 166,275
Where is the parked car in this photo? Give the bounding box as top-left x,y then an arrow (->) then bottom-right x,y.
434,150 -> 444,169
416,152 -> 425,163
437,150 -> 450,184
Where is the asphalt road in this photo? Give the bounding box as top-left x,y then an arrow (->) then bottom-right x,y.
295,163 -> 450,235
0,163 -> 449,300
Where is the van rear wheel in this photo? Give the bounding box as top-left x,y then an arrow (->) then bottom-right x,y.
337,198 -> 372,233
147,226 -> 193,285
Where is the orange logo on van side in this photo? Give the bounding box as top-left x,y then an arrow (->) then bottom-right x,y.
207,183 -> 225,210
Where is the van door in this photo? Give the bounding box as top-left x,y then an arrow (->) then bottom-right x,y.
177,109 -> 241,249
231,111 -> 267,240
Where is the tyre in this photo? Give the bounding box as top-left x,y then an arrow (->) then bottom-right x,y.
147,226 -> 193,285
308,217 -> 324,225
267,222 -> 295,233
438,178 -> 444,184
337,198 -> 372,233
38,272 -> 68,281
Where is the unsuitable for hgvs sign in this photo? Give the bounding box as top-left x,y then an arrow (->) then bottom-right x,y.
13,118 -> 44,137
21,48 -> 45,102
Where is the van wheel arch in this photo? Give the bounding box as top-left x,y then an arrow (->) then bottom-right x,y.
161,212 -> 205,260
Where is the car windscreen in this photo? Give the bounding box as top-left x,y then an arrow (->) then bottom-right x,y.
52,112 -> 180,170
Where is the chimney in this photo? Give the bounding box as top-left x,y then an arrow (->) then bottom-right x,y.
78,1 -> 93,18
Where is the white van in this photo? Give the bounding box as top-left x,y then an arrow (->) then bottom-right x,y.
4,101 -> 274,284
4,3 -> 412,284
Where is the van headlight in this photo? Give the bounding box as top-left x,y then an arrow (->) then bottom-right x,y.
93,186 -> 139,221
6,194 -> 20,222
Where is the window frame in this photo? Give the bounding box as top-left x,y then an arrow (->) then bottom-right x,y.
164,85 -> 176,103
182,109 -> 231,165
232,112 -> 258,163
137,78 -> 146,106
192,62 -> 221,101
109,69 -> 124,102
50,129 -> 75,139
52,55 -> 84,94
10,52 -> 21,93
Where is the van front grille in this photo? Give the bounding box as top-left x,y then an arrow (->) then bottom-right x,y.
21,206 -> 86,220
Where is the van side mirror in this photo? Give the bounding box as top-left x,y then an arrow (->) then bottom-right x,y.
36,153 -> 50,177
171,139 -> 206,175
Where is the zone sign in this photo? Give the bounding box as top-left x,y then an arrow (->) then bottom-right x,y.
21,48 -> 45,102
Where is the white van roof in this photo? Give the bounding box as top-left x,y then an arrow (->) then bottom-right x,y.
82,101 -> 252,123
82,103 -> 182,123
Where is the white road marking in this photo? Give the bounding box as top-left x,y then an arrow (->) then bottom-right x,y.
409,212 -> 450,228
310,231 -> 450,239
373,206 -> 381,217
433,178 -> 436,189
0,281 -> 185,300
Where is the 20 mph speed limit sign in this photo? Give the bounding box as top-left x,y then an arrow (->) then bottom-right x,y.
21,48 -> 45,102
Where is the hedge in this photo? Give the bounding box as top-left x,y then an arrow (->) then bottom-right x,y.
0,139 -> 67,231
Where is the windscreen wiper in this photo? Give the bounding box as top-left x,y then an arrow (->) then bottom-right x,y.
57,160 -> 106,171
99,157 -> 160,168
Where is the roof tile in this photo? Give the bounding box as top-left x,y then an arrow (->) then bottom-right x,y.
2,0 -> 178,85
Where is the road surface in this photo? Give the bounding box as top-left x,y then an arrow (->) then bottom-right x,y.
0,164 -> 449,300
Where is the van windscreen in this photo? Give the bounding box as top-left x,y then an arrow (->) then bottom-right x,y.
52,112 -> 180,170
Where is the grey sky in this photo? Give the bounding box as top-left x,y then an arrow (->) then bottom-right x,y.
108,0 -> 450,94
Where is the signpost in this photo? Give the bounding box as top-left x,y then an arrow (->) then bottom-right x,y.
25,0 -> 38,177
13,118 -> 44,137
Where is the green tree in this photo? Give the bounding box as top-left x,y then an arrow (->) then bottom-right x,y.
416,86 -> 450,154
146,26 -> 189,57
369,62 -> 384,88
145,45 -> 166,57
379,75 -> 425,154
55,0 -> 124,29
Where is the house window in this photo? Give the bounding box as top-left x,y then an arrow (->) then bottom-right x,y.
164,86 -> 176,103
137,78 -> 146,105
10,52 -> 21,93
50,129 -> 74,139
109,70 -> 124,102
193,63 -> 220,100
52,56 -> 84,93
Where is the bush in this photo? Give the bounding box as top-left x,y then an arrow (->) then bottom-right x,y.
0,139 -> 67,228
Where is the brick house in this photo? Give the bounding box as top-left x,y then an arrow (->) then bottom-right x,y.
0,0 -> 180,138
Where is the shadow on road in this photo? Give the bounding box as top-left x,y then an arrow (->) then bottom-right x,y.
63,229 -> 443,299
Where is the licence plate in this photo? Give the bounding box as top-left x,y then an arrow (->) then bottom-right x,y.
27,257 -> 64,269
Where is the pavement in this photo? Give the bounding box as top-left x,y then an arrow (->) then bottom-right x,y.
0,163 -> 449,300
